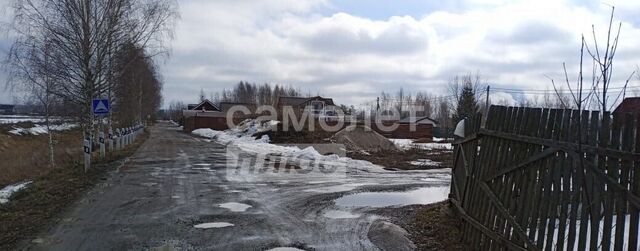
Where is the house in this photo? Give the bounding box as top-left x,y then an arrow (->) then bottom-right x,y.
370,116 -> 437,139
398,116 -> 439,126
187,99 -> 220,111
275,96 -> 337,118
614,97 -> 640,113
0,104 -> 16,115
182,100 -> 258,132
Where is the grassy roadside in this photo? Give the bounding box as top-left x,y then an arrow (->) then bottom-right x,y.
0,130 -> 149,250
348,148 -> 453,170
0,124 -> 83,187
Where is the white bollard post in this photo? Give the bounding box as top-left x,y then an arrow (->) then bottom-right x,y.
108,127 -> 114,152
83,134 -> 91,172
125,128 -> 130,146
115,129 -> 121,150
122,128 -> 127,147
99,131 -> 105,158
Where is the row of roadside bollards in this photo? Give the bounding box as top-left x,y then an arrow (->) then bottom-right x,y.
84,124 -> 144,172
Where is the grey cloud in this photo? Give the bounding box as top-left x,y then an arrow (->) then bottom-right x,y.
299,24 -> 427,55
489,22 -> 572,45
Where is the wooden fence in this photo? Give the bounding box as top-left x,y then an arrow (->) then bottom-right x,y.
450,105 -> 640,250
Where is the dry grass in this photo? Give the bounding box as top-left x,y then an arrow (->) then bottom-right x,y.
0,127 -> 83,187
375,201 -> 467,251
348,148 -> 452,170
0,130 -> 149,250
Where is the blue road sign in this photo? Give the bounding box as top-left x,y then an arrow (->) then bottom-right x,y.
92,99 -> 110,115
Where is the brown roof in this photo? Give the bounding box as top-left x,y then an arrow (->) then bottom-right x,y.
189,99 -> 220,111
614,97 -> 640,113
276,96 -> 335,107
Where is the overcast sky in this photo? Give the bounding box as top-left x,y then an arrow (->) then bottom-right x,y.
2,0 -> 640,107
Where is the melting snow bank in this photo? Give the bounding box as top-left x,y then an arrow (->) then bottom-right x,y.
0,181 -> 32,204
9,123 -> 78,136
390,139 -> 453,151
193,222 -> 234,229
192,127 -> 384,173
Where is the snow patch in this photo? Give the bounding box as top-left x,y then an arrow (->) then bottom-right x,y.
193,222 -> 234,229
323,210 -> 360,219
390,138 -> 453,151
334,186 -> 449,208
219,202 -> 252,212
9,123 -> 78,136
0,181 -> 32,204
409,159 -> 441,166
266,248 -> 305,251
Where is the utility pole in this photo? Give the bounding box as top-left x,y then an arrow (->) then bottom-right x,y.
485,85 -> 490,113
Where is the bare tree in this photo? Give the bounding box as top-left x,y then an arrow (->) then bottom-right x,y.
552,7 -> 635,113
6,0 -> 178,130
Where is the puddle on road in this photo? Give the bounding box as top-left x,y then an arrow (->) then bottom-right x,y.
323,210 -> 360,219
266,248 -> 305,251
303,183 -> 376,193
193,222 -> 234,229
334,186 -> 449,208
219,202 -> 252,212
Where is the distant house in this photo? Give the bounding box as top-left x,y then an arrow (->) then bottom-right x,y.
182,100 -> 258,132
614,97 -> 640,113
0,104 -> 16,115
187,99 -> 220,111
275,96 -> 338,118
398,116 -> 439,127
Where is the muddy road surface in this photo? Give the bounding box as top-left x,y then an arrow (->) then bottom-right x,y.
26,122 -> 451,251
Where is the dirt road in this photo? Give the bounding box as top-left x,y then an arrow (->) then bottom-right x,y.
26,122 -> 451,251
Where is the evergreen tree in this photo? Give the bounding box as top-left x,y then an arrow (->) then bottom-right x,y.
452,83 -> 479,125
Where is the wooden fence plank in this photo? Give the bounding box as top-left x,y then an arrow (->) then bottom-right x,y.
483,106 -> 515,249
602,112 -> 621,251
525,108 -> 549,242
578,110 -> 599,251
630,112 -> 640,251
477,106 -> 506,249
536,109 -> 561,248
556,109 -> 579,250
543,109 -> 571,251
495,107 -> 525,245
614,113 -> 633,250
567,110 -> 588,251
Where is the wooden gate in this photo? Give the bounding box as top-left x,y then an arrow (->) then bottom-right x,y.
450,105 -> 640,250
